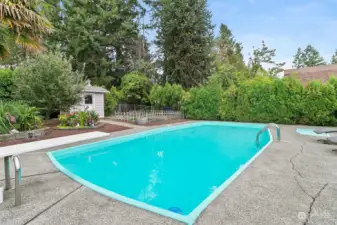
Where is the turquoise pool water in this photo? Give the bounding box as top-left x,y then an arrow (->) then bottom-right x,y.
48,122 -> 271,224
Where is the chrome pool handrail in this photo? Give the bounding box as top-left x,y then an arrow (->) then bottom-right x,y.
256,123 -> 281,146
12,155 -> 21,206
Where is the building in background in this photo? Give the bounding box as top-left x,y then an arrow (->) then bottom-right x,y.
70,81 -> 109,118
284,64 -> 337,84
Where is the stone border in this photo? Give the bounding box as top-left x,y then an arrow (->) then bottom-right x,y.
54,122 -> 105,130
0,127 -> 50,142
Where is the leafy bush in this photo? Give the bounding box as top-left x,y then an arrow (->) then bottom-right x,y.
13,51 -> 85,119
182,83 -> 222,120
88,111 -> 99,123
220,76 -> 305,123
104,86 -> 121,116
58,111 -> 100,128
120,72 -> 151,105
219,75 -> 337,126
208,64 -> 238,90
0,69 -> 14,100
150,83 -> 184,110
299,81 -> 337,125
0,101 -> 42,134
218,85 -> 238,121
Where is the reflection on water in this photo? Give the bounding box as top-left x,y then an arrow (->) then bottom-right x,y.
138,150 -> 164,202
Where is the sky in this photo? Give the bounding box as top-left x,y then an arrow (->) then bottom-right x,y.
210,0 -> 337,69
146,0 -> 337,69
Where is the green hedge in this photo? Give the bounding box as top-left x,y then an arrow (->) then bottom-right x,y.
182,84 -> 222,120
150,83 -> 184,110
218,76 -> 337,125
104,86 -> 121,116
299,80 -> 337,125
120,72 -> 151,105
183,75 -> 337,126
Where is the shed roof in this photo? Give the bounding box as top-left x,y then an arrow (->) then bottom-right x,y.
83,86 -> 109,93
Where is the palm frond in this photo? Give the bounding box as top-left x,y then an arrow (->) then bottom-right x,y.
0,0 -> 52,58
15,32 -> 44,52
0,24 -> 10,59
0,0 -> 52,35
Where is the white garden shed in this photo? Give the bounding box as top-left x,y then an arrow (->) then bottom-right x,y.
70,82 -> 109,118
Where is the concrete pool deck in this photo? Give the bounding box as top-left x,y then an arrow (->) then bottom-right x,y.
1,123 -> 337,225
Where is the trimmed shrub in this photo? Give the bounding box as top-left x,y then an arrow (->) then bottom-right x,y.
299,81 -> 337,125
182,83 -> 222,120
149,84 -> 164,109
150,83 -> 184,110
219,76 -> 305,124
104,86 -> 121,116
120,72 -> 151,105
218,85 -> 238,121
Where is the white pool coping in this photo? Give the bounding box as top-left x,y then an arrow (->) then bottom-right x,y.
0,131 -> 110,158
48,122 -> 273,225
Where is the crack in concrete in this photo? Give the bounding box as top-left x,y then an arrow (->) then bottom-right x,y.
294,176 -> 314,199
303,183 -> 328,225
290,144 -> 329,225
23,184 -> 83,225
290,145 -> 304,178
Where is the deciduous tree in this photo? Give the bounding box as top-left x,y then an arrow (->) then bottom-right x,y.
13,51 -> 85,118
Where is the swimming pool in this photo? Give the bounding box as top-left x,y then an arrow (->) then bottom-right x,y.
48,122 -> 272,224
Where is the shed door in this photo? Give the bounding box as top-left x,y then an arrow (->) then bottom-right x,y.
84,94 -> 94,111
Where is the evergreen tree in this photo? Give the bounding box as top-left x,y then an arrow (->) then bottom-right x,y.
148,0 -> 214,88
249,41 -> 285,77
292,45 -> 326,68
292,48 -> 304,69
331,50 -> 337,64
213,24 -> 245,71
302,45 -> 326,67
46,0 -> 144,86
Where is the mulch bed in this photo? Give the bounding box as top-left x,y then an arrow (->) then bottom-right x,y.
0,123 -> 130,147
0,119 -> 190,147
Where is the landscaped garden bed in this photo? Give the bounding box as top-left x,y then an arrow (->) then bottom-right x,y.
57,111 -> 100,129
55,122 -> 105,130
0,123 -> 130,147
0,127 -> 50,142
0,104 -> 131,147
0,101 -> 45,141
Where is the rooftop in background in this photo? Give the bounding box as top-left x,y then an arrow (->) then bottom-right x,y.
84,86 -> 109,93
83,80 -> 109,93
284,64 -> 337,84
